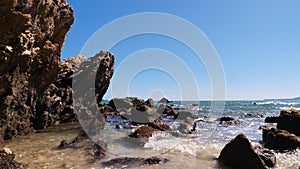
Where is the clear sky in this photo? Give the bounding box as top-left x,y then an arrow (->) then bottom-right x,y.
63,0 -> 300,100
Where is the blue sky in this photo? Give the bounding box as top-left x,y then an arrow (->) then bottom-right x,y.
63,0 -> 300,100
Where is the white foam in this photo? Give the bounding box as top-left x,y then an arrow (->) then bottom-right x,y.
256,101 -> 300,106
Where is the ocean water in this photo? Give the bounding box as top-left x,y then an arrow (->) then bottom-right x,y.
2,100 -> 300,169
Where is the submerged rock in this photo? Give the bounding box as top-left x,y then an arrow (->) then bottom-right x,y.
0,0 -> 74,142
218,133 -> 276,169
102,157 -> 169,168
260,126 -> 300,150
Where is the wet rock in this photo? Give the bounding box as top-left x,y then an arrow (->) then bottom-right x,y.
109,97 -> 161,124
158,97 -> 171,104
218,116 -> 243,125
128,126 -> 160,139
246,113 -> 264,118
157,104 -> 177,117
102,157 -> 169,168
148,122 -> 170,131
265,110 -> 300,136
0,0 -> 74,142
175,111 -> 197,120
218,133 -> 274,169
260,126 -> 300,150
178,117 -> 197,134
255,146 -> 276,168
0,148 -> 24,168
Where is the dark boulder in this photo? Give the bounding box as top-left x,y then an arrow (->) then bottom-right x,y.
218,133 -> 275,169
218,116 -> 243,125
109,97 -> 161,124
265,110 -> 300,136
260,126 -> 300,150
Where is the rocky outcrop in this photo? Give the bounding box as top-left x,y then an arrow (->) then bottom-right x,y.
265,109 -> 300,136
260,126 -> 300,150
0,148 -> 24,169
0,0 -> 74,142
218,134 -> 276,169
35,51 -> 114,131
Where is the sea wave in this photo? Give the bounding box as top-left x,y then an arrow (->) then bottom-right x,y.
255,101 -> 300,106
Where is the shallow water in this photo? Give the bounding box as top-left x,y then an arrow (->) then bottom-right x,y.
1,100 -> 300,169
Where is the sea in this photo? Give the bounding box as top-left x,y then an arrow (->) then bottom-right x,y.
2,99 -> 300,169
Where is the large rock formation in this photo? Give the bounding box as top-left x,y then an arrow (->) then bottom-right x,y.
218,134 -> 276,169
0,0 -> 74,142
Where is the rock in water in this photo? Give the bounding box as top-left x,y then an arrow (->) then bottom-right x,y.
260,126 -> 300,150
0,0 -> 74,142
218,133 -> 275,169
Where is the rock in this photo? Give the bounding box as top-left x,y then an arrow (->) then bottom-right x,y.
0,0 -> 74,142
145,98 -> 154,107
175,111 -> 197,120
157,104 -> 177,117
128,126 -> 160,139
246,113 -> 264,118
102,157 -> 169,168
158,97 -> 171,104
265,110 -> 300,136
109,97 -> 161,124
178,117 -> 197,134
255,146 -> 276,168
0,148 -> 24,168
148,122 -> 170,131
218,116 -> 243,125
218,134 -> 275,169
260,126 -> 300,150
277,110 -> 300,136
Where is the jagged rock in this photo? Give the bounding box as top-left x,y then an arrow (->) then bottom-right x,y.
0,0 -> 74,142
145,98 -> 154,107
34,52 -> 114,130
158,97 -> 171,104
260,126 -> 300,150
218,134 -> 276,169
102,157 -> 169,168
109,97 -> 161,124
0,148 -> 25,168
265,110 -> 300,136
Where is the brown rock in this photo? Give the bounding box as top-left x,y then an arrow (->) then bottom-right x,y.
0,0 -> 74,142
218,133 -> 274,169
128,126 -> 159,139
0,148 -> 24,168
102,156 -> 168,168
260,126 -> 300,150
